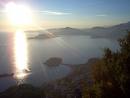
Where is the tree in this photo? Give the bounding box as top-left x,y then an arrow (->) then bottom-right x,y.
91,31 -> 130,98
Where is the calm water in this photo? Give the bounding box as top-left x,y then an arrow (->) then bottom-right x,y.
0,32 -> 119,91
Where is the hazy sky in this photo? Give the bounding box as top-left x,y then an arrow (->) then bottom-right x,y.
0,0 -> 130,30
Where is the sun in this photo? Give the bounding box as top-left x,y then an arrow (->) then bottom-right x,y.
5,2 -> 33,26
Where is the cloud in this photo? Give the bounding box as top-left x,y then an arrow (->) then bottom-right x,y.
96,14 -> 107,17
0,9 -> 71,15
35,10 -> 71,15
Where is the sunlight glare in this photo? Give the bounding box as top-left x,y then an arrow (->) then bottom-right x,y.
14,30 -> 29,79
15,72 -> 28,79
5,2 -> 33,26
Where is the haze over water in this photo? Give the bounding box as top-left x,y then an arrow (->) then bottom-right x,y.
0,32 -> 119,91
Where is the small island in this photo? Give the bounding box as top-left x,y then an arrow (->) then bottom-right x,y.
44,57 -> 63,67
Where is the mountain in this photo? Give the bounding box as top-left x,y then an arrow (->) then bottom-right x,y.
27,21 -> 130,39
28,33 -> 56,39
28,27 -> 86,39
84,21 -> 130,39
47,27 -> 86,35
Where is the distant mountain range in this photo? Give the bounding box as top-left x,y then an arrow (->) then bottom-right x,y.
27,21 -> 130,39
84,21 -> 130,39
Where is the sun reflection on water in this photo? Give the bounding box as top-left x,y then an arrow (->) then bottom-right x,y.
13,30 -> 29,80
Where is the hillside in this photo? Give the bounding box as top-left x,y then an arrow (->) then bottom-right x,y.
27,21 -> 130,39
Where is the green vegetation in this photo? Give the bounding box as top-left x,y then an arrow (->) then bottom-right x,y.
91,31 -> 130,98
